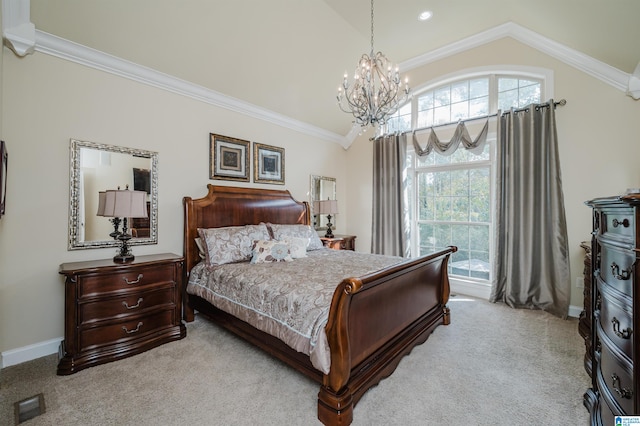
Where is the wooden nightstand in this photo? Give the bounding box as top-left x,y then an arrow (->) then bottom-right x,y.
320,235 -> 356,251
57,253 -> 186,375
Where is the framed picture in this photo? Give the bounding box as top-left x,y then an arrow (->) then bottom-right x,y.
209,133 -> 250,182
253,143 -> 284,185
0,141 -> 6,217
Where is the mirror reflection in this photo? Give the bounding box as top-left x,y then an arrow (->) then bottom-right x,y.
310,175 -> 336,231
68,139 -> 158,250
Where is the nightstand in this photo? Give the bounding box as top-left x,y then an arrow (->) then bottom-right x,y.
320,235 -> 356,251
57,253 -> 186,375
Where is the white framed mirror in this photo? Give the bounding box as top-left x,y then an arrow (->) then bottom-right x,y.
68,139 -> 158,250
310,175 -> 336,231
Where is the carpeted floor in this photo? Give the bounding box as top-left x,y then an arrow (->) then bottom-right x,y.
1,296 -> 590,425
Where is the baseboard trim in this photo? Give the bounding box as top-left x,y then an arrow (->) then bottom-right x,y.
1,337 -> 62,369
451,279 -> 582,318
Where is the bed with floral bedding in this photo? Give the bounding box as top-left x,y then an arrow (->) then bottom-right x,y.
183,184 -> 456,426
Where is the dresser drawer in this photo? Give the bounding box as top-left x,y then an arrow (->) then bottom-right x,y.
79,287 -> 176,325
598,245 -> 635,297
79,309 -> 176,351
599,335 -> 634,414
78,263 -> 176,298
598,282 -> 633,360
597,377 -> 621,426
600,208 -> 635,242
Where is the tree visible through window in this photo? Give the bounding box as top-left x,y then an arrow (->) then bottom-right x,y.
398,74 -> 542,283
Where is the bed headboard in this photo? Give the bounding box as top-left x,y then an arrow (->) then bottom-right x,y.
183,184 -> 311,274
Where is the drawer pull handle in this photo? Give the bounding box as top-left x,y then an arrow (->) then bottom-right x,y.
612,218 -> 630,228
612,317 -> 633,339
123,274 -> 143,285
612,373 -> 633,399
122,298 -> 143,310
122,322 -> 143,334
610,262 -> 632,280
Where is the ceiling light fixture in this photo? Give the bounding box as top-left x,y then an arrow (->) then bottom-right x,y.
419,10 -> 433,21
337,0 -> 410,130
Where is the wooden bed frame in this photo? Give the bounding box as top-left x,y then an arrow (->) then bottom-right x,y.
183,184 -> 456,425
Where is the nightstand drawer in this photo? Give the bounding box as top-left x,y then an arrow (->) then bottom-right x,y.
58,254 -> 185,375
80,287 -> 176,325
79,263 -> 176,298
80,309 -> 176,351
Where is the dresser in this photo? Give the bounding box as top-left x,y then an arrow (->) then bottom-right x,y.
57,253 -> 186,375
585,196 -> 640,425
320,234 -> 356,251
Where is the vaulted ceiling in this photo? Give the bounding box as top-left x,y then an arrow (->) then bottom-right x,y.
26,0 -> 640,139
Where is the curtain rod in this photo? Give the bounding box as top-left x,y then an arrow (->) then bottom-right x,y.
376,98 -> 567,140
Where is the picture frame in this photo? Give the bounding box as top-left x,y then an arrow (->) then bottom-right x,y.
209,133 -> 250,182
0,141 -> 6,217
253,142 -> 284,185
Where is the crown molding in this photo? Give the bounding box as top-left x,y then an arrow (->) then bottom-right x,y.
2,0 -> 35,56
400,22 -> 630,93
3,0 -> 634,149
32,30 -> 350,149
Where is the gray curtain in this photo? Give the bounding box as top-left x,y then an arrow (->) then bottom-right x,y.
489,100 -> 571,319
371,133 -> 409,257
412,119 -> 489,156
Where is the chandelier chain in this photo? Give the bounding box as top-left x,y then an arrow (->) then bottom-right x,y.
370,0 -> 374,55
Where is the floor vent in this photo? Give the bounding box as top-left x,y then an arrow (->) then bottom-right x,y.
14,393 -> 45,424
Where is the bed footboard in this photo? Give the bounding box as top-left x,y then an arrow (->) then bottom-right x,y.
318,246 -> 456,426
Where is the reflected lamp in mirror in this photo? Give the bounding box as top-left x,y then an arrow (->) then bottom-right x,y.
97,187 -> 148,263
313,199 -> 338,238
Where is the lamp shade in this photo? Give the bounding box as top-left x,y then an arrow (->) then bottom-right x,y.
314,199 -> 338,215
97,189 -> 147,218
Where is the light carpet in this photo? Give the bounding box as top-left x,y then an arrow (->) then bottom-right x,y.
1,296 -> 590,425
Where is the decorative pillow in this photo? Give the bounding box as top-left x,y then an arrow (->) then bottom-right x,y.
197,224 -> 271,266
251,240 -> 293,264
194,237 -> 206,260
266,223 -> 324,251
281,236 -> 309,259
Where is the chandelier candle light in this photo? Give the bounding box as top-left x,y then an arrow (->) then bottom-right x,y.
337,0 -> 410,129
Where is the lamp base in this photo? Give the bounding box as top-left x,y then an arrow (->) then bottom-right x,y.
324,214 -> 334,238
113,253 -> 135,263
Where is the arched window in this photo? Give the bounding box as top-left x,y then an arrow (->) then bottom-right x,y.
396,70 -> 547,293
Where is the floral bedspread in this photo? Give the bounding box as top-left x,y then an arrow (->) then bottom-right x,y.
187,249 -> 401,374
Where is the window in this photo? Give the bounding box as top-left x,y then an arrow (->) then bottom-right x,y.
402,73 -> 542,283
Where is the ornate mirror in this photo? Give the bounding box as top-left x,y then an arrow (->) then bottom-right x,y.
310,175 -> 336,231
68,139 -> 158,250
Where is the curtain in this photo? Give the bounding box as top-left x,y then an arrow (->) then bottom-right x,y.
371,133 -> 409,257
490,100 -> 571,319
412,119 -> 489,157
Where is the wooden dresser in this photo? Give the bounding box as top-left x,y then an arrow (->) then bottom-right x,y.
585,196 -> 640,424
58,253 -> 186,375
320,234 -> 356,251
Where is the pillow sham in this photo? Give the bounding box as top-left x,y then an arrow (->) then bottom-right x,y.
281,236 -> 309,259
266,223 -> 324,251
251,240 -> 293,264
197,224 -> 271,266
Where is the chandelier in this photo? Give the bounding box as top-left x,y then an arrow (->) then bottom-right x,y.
337,0 -> 410,129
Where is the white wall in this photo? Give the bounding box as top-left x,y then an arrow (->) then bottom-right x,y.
346,37 -> 640,311
0,48 -> 347,360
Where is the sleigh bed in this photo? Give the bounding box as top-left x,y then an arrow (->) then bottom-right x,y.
182,184 -> 455,425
